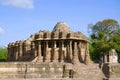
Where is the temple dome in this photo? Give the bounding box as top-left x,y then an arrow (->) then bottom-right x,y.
52,22 -> 73,33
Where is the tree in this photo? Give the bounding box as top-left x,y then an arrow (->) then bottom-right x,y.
0,46 -> 7,61
92,19 -> 119,35
89,19 -> 120,60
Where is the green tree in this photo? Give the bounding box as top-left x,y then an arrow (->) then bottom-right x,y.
0,46 -> 7,61
89,19 -> 120,60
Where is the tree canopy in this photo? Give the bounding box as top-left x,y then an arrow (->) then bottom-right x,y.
89,19 -> 120,60
92,19 -> 119,34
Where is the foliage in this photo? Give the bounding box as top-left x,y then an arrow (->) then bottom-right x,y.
89,19 -> 120,60
0,46 -> 7,61
89,43 -> 96,60
92,19 -> 119,36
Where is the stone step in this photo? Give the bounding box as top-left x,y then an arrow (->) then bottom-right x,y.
0,78 -> 75,80
0,78 -> 105,80
73,63 -> 106,80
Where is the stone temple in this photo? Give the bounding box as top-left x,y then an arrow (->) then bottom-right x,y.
1,22 -> 119,80
1,22 -> 111,80
7,22 -> 90,64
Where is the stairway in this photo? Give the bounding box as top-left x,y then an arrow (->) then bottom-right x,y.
73,63 -> 106,80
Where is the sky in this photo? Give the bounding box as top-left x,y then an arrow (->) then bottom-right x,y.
0,0 -> 120,46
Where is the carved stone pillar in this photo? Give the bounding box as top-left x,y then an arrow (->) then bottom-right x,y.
44,41 -> 50,62
34,42 -> 37,58
52,41 -> 58,62
72,42 -> 79,65
11,44 -> 13,61
23,43 -> 26,57
66,41 -> 71,62
18,42 -> 23,61
12,43 -> 15,61
31,42 -> 35,57
15,42 -> 19,61
19,44 -> 23,59
37,41 -> 42,62
84,43 -> 91,65
7,43 -> 11,61
13,46 -> 16,61
9,43 -> 13,61
38,41 -> 41,57
18,42 -> 20,60
77,42 -> 83,63
59,41 -> 64,62
69,41 -> 72,62
31,42 -> 35,48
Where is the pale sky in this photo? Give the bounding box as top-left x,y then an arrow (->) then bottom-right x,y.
0,0 -> 120,46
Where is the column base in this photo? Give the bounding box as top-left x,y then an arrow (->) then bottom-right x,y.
52,60 -> 59,62
36,56 -> 43,62
59,60 -> 64,63
72,58 -> 80,65
44,60 -> 50,62
84,54 -> 91,65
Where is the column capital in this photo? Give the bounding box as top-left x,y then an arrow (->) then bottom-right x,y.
38,41 -> 41,44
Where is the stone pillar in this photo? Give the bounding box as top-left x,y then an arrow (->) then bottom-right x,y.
14,44 -> 16,61
15,42 -> 19,61
23,43 -> 26,56
44,41 -> 50,62
11,43 -> 13,61
69,41 -> 73,62
66,41 -> 72,62
52,41 -> 58,62
37,41 -> 42,62
31,42 -> 35,55
17,42 -> 20,60
59,41 -> 64,62
9,43 -> 13,61
34,42 -> 37,58
18,41 -> 23,61
72,42 -> 79,65
38,41 -> 41,57
43,42 -> 45,61
7,43 -> 11,61
84,43 -> 91,65
11,43 -> 15,61
77,42 -> 83,62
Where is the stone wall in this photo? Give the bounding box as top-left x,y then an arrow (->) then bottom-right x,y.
0,62 -> 73,79
102,63 -> 120,80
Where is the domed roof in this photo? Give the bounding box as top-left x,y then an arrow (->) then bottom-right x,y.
52,22 -> 73,33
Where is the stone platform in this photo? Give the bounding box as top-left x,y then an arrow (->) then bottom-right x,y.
0,62 -> 109,80
0,62 -> 73,79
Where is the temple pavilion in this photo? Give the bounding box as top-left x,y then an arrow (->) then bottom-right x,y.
8,22 -> 90,64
